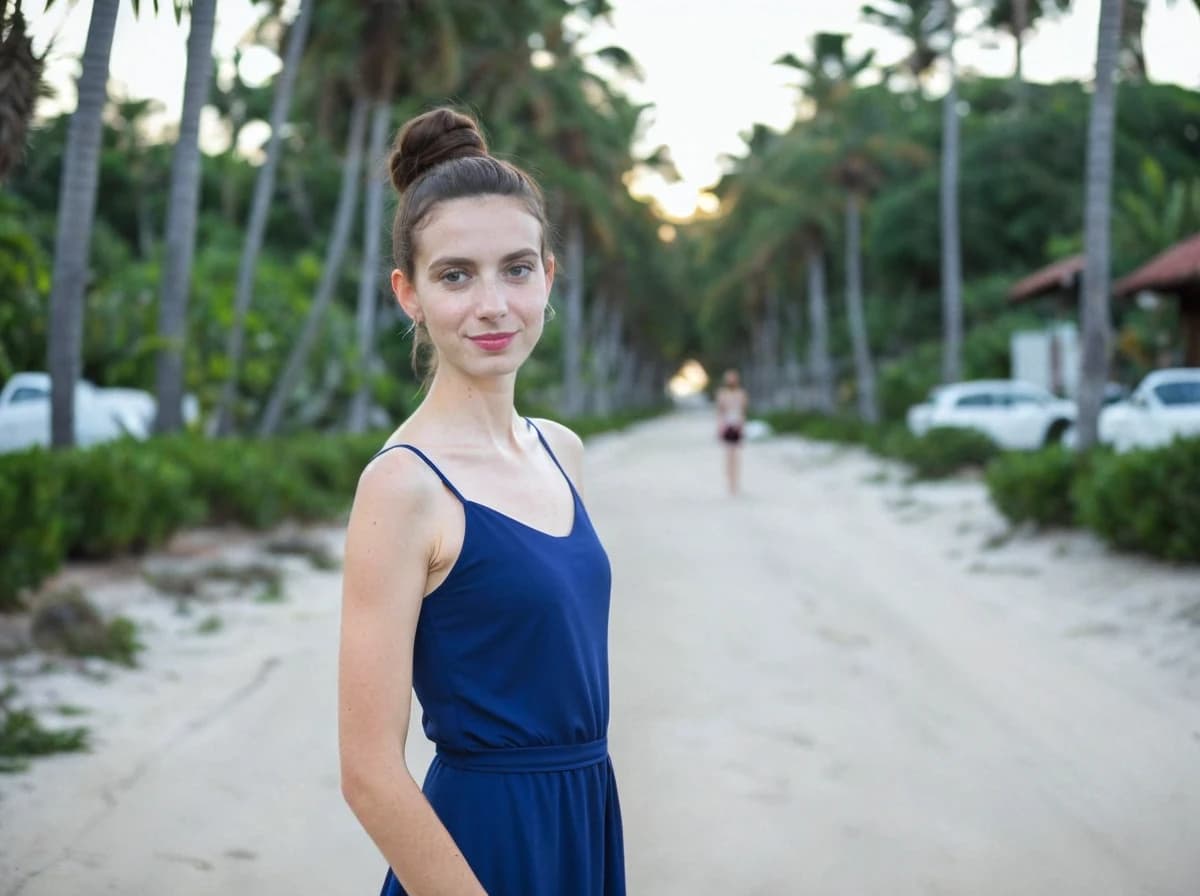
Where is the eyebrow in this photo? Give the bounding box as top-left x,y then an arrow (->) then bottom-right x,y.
427,248 -> 539,271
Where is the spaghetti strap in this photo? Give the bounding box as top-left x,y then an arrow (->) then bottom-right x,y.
369,443 -> 466,503
524,418 -> 575,495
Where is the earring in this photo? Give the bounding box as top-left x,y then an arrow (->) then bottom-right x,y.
544,302 -> 557,322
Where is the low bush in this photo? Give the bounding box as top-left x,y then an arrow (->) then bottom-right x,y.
0,410 -> 655,605
1075,437 -> 1200,562
0,449 -> 66,610
878,426 -> 1000,480
985,445 -> 1088,528
58,439 -> 203,558
763,411 -> 873,444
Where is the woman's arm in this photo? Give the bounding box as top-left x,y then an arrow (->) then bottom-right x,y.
339,454 -> 486,895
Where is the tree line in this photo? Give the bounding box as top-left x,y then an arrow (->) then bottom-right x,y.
2,0 -> 1198,449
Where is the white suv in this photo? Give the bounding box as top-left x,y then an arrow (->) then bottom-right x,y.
1099,368 -> 1200,452
906,380 -> 1077,451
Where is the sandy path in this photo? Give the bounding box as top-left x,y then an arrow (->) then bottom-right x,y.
3,411 -> 1199,895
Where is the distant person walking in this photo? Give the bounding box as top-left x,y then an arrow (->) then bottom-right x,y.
337,108 -> 624,896
716,369 -> 749,495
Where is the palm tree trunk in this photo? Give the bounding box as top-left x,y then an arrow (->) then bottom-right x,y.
1077,0 -> 1124,450
806,244 -> 835,413
616,342 -> 637,410
46,0 -> 119,447
1012,0 -> 1028,108
1121,0 -> 1148,81
762,287 -> 781,408
940,0 -> 963,385
561,210 -> 585,418
213,0 -> 314,436
348,98 -> 391,434
844,192 -> 878,423
257,95 -> 368,437
781,298 -> 804,409
153,0 -> 217,434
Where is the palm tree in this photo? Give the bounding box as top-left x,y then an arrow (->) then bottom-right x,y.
0,0 -> 44,183
981,0 -> 1070,104
939,0 -> 963,384
45,0 -> 121,447
501,31 -> 645,418
862,1 -> 961,384
1076,0 -> 1124,450
861,0 -> 942,93
346,96 -> 391,434
839,157 -> 880,423
153,0 -> 217,434
1119,0 -> 1200,81
782,33 -> 882,421
212,0 -> 314,436
257,95 -> 368,436
44,0 -> 176,446
777,34 -> 884,416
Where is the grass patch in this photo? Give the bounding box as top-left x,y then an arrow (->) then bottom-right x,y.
255,580 -> 286,604
31,588 -> 143,667
144,568 -> 204,598
196,615 -> 223,635
0,686 -> 89,773
102,617 -> 142,668
265,536 -> 339,571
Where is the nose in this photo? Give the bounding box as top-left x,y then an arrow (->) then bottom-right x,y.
475,275 -> 508,320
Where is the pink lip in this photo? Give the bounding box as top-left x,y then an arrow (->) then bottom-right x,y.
469,332 -> 516,351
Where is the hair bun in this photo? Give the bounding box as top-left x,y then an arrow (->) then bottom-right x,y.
389,107 -> 488,193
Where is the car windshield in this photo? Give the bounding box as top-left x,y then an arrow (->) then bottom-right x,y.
1153,381 -> 1200,406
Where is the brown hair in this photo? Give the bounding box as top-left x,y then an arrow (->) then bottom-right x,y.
388,107 -> 552,381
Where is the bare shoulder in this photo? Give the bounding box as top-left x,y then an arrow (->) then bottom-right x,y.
346,446 -> 443,573
356,444 -> 441,514
529,417 -> 585,486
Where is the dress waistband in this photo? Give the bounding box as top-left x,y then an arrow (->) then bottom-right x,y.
435,737 -> 608,773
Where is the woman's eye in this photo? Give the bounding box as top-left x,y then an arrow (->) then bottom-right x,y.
441,270 -> 467,284
508,263 -> 534,277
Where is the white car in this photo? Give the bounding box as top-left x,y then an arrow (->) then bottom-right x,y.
0,372 -> 198,454
906,380 -> 1077,451
1099,368 -> 1200,452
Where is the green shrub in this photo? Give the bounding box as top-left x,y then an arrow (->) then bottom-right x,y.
883,426 -> 1000,480
155,435 -> 294,528
763,411 -> 874,444
1076,437 -> 1200,562
0,686 -> 89,773
0,448 -> 66,609
0,413 -> 648,605
878,344 -> 941,424
58,439 -> 202,558
273,434 -> 364,520
985,445 -> 1087,527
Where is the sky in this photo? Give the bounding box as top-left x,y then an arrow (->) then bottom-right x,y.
30,0 -> 1200,220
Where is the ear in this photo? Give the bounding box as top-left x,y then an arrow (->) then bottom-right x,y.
391,268 -> 422,323
543,253 -> 556,296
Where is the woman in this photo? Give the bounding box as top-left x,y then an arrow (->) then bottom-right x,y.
338,108 -> 624,895
715,368 -> 749,495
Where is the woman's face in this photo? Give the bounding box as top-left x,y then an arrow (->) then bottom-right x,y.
393,195 -> 554,383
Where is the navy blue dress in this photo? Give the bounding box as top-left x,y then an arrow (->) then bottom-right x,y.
372,422 -> 625,896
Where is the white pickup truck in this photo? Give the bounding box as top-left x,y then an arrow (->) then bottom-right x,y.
0,372 -> 192,454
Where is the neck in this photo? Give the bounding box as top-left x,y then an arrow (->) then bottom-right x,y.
420,367 -> 524,449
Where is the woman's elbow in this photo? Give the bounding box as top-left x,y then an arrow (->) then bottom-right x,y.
340,746 -> 407,814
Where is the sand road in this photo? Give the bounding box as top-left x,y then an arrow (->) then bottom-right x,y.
3,411 -> 1198,895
